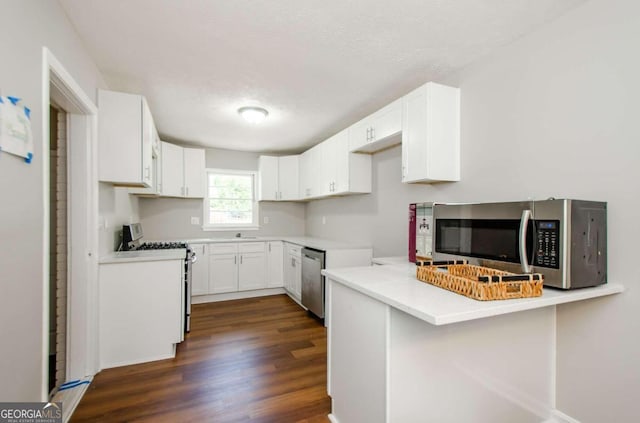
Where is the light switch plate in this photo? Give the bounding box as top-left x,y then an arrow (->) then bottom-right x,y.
191,216 -> 200,225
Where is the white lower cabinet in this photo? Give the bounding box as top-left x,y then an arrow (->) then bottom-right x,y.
208,242 -> 266,294
190,243 -> 209,296
266,241 -> 284,288
99,259 -> 183,369
238,251 -> 267,291
284,243 -> 302,301
209,253 -> 238,294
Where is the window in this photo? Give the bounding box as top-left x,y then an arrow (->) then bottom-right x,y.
203,169 -> 259,230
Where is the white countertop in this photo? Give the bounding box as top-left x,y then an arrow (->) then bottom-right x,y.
176,236 -> 370,251
99,249 -> 186,264
323,263 -> 624,326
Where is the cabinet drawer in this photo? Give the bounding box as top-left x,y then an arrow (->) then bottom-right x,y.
285,243 -> 302,257
209,243 -> 239,255
239,242 -> 265,253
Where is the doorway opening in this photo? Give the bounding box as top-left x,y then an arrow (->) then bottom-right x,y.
42,49 -> 99,419
48,105 -> 68,395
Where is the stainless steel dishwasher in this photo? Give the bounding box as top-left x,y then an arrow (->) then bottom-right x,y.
301,247 -> 326,318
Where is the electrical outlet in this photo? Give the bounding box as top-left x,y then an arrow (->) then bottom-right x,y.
322,216 -> 326,225
191,216 -> 200,225
263,216 -> 270,224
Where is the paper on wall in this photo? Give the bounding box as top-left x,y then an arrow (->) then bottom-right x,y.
0,96 -> 34,163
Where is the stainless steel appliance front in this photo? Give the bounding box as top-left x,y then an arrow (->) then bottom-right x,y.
433,199 -> 607,289
301,247 -> 326,318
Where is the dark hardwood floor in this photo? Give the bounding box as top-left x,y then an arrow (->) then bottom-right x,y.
72,295 -> 331,422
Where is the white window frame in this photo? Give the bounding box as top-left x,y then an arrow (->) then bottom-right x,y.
202,168 -> 259,231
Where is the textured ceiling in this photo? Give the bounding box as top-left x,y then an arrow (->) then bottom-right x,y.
59,0 -> 585,153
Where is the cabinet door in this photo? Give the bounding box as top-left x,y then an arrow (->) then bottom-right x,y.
160,141 -> 184,197
283,252 -> 294,293
299,150 -> 312,199
331,130 -> 350,193
402,84 -> 427,183
371,98 -> 402,143
258,156 -> 279,201
191,244 -> 209,296
315,141 -> 333,197
209,253 -> 238,294
348,116 -> 372,152
183,148 -> 205,198
402,82 -> 460,183
266,241 -> 284,288
278,156 -> 299,201
129,127 -> 162,196
98,90 -> 144,186
292,255 -> 302,300
307,145 -> 323,198
141,98 -> 154,188
238,252 -> 266,291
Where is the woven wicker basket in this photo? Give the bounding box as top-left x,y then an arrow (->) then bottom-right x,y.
416,260 -> 544,301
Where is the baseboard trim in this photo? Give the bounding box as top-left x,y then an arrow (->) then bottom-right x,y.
51,376 -> 92,423
192,288 -> 286,304
328,414 -> 339,423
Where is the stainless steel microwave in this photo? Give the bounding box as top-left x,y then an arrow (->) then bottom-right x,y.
432,199 -> 607,289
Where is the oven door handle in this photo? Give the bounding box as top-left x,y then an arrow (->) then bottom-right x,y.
519,209 -> 532,273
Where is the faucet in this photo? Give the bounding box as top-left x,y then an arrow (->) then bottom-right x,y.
235,232 -> 241,238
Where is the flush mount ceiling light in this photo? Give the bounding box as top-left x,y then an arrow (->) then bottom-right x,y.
238,106 -> 269,124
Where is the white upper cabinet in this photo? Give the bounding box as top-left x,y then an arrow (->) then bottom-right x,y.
348,98 -> 402,153
258,156 -> 279,201
183,148 -> 206,198
258,155 -> 299,201
159,141 -> 206,198
318,129 -> 372,197
401,82 -> 460,183
129,127 -> 162,196
296,131 -> 371,200
160,141 -> 184,197
298,149 -> 313,199
278,156 -> 299,200
98,89 -> 154,187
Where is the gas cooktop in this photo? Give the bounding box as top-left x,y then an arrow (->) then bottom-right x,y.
135,241 -> 189,250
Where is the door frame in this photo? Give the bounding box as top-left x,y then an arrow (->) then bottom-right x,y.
41,47 -> 99,400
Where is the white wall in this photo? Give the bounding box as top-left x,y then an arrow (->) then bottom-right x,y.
306,0 -> 640,420
139,147 -> 305,240
0,1 -> 109,400
98,184 -> 140,253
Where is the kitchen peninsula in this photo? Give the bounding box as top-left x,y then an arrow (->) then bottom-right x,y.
323,263 -> 623,423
